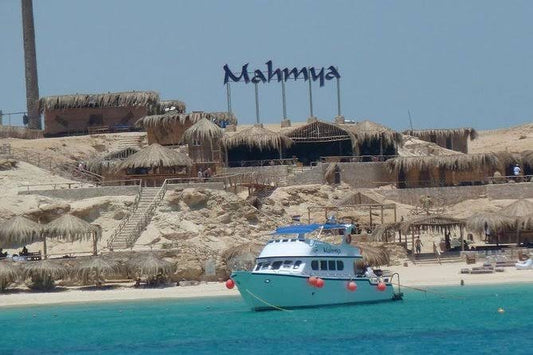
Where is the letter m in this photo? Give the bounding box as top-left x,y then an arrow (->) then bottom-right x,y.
283,67 -> 309,81
224,64 -> 250,84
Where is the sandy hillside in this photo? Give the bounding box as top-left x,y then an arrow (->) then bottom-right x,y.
469,122 -> 533,153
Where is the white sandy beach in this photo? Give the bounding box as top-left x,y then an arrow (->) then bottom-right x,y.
1,261 -> 531,308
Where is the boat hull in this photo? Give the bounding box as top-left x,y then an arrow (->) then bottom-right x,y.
231,271 -> 396,311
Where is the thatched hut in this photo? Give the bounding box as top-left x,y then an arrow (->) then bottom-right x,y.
23,259 -> 68,290
342,120 -> 403,160
465,212 -> 515,244
126,253 -> 176,286
282,120 -> 356,165
115,143 -> 193,185
44,214 -> 100,258
401,215 -> 466,252
403,128 -> 478,154
138,111 -> 237,146
354,243 -> 391,267
386,153 -> 501,188
182,118 -> 224,174
223,124 -> 293,167
498,199 -> 533,244
40,91 -> 160,136
86,147 -> 139,180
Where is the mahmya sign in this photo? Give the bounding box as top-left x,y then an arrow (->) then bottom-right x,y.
222,61 -> 342,124
223,60 -> 340,87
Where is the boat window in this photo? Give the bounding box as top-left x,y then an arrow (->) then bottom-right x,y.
328,260 -> 336,271
293,261 -> 302,269
320,260 -> 328,270
271,261 -> 283,270
337,260 -> 344,271
311,260 -> 319,270
282,260 -> 292,268
282,239 -> 289,242
261,263 -> 270,270
254,263 -> 262,271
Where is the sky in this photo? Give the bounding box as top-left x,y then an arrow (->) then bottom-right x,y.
1,0 -> 532,130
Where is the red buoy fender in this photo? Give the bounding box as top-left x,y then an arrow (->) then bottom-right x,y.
225,279 -> 235,289
315,278 -> 325,288
308,276 -> 318,286
377,282 -> 386,291
347,281 -> 357,291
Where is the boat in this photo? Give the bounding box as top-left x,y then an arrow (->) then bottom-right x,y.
229,222 -> 403,311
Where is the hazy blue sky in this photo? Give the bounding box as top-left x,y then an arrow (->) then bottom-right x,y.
1,0 -> 532,130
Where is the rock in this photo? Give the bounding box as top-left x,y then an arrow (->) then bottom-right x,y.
0,159 -> 17,170
180,189 -> 209,208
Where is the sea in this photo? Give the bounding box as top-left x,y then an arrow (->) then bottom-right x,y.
1,283 -> 532,355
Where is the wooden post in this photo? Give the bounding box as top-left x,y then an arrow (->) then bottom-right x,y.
460,225 -> 464,251
369,206 -> 373,231
393,204 -> 397,222
43,235 -> 47,260
308,208 -> 311,224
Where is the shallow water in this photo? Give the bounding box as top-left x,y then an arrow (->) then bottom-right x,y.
1,283 -> 532,354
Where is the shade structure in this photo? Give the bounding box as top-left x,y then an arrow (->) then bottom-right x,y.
0,260 -> 19,291
400,215 -> 465,234
126,253 -> 175,278
354,243 -> 391,267
519,214 -> 533,230
223,124 -> 293,151
75,256 -> 120,285
23,259 -> 68,290
370,222 -> 402,242
181,118 -> 224,144
43,214 -> 100,258
499,199 -> 533,218
0,215 -> 42,249
116,143 -> 193,171
466,212 -> 515,235
221,241 -> 264,271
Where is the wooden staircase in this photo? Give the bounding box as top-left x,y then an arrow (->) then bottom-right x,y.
107,181 -> 168,250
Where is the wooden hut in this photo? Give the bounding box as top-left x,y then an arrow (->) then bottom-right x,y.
181,118 -> 224,175
282,120 -> 356,165
115,143 -> 193,186
403,128 -> 478,154
40,91 -> 160,136
222,124 -> 293,167
86,147 -> 139,181
401,215 -> 467,252
342,120 -> 402,160
386,153 -> 501,188
138,111 -> 237,146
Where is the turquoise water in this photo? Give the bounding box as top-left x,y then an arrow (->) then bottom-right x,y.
1,284 -> 532,354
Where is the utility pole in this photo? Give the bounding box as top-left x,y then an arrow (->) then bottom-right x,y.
21,0 -> 41,129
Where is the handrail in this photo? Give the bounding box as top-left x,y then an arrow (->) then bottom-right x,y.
320,155 -> 398,162
124,179 -> 168,248
20,178 -> 142,193
107,180 -> 144,249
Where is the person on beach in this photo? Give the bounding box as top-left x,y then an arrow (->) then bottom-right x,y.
415,236 -> 423,255
513,164 -> 521,182
433,241 -> 441,264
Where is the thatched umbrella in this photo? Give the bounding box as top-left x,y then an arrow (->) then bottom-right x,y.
86,147 -> 139,175
499,199 -> 533,244
23,259 -> 68,290
75,256 -> 120,286
0,260 -> 19,291
182,118 -> 224,143
466,212 -> 515,236
0,215 -> 42,249
370,222 -> 402,242
44,214 -> 100,258
354,243 -> 391,267
116,143 -> 193,171
221,241 -> 264,272
223,124 -> 293,160
520,214 -> 533,230
127,254 -> 175,286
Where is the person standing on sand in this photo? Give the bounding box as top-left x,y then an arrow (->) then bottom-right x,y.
433,241 -> 441,264
415,236 -> 423,255
513,164 -> 521,182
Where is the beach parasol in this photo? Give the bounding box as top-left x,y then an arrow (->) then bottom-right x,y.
126,253 -> 175,284
221,241 -> 264,272
23,259 -> 68,290
0,260 -> 19,291
43,214 -> 100,258
0,215 -> 42,249
499,199 -> 533,244
75,256 -> 120,286
466,212 -> 515,235
116,143 -> 192,171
